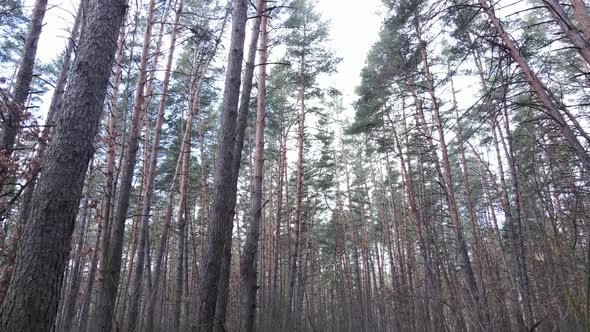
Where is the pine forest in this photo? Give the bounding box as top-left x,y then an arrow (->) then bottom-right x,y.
0,0 -> 589,330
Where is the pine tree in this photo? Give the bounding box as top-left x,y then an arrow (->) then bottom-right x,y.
0,0 -> 127,328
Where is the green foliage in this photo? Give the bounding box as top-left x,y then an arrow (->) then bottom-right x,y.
283,0 -> 340,91
0,0 -> 26,71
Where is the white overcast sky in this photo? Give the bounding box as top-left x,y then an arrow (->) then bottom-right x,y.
28,0 -> 383,115
315,0 -> 383,107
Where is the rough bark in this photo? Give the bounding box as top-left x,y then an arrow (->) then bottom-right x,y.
193,0 -> 252,328
0,0 -> 127,328
217,6 -> 266,329
79,23 -> 126,332
0,0 -> 85,305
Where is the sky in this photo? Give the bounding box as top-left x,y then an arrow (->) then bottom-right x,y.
28,0 -> 384,116
33,0 -> 79,61
315,0 -> 383,108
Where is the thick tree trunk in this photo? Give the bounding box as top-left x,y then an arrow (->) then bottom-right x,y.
94,20 -> 125,301
195,0 -> 259,328
213,216 -> 234,332
215,4 -> 266,328
81,23 -> 125,332
0,0 -> 127,328
0,0 -> 85,305
240,2 -> 267,330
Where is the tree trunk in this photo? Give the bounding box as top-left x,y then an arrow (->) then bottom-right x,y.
240,2 -> 267,330
0,0 -> 127,328
194,0 -> 257,328
143,9 -> 228,330
124,0 -> 182,329
0,0 -> 85,304
77,216 -> 103,332
272,111 -> 286,301
497,107 -> 536,327
173,112 -> 192,330
0,0 -> 48,160
144,147 -> 183,332
19,0 -> 84,216
215,4 -> 266,328
389,102 -> 439,331
94,0 -> 156,329
471,45 -> 526,330
339,135 -> 366,332
419,41 -> 480,312
451,74 -> 489,325
571,0 -> 590,42
479,0 -> 590,173
60,162 -> 95,332
354,158 -> 376,330
543,0 -> 590,66
288,42 -> 308,331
